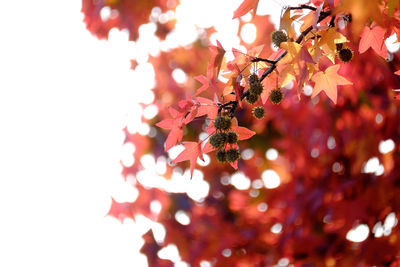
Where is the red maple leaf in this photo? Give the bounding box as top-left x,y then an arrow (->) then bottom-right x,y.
196,96 -> 219,119
172,141 -> 204,177
359,24 -> 388,58
156,107 -> 185,151
207,40 -> 225,82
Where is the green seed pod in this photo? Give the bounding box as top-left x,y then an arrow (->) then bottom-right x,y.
271,30 -> 288,48
214,115 -> 232,130
252,106 -> 265,119
216,149 -> 227,163
226,131 -> 238,144
209,132 -> 227,148
269,88 -> 284,105
245,93 -> 259,104
226,148 -> 241,162
337,47 -> 353,63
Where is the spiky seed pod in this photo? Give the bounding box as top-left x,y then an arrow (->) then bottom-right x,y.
226,131 -> 238,144
216,149 -> 227,163
252,106 -> 265,119
248,74 -> 259,84
226,148 -> 241,162
245,93 -> 259,104
336,43 -> 344,51
269,88 -> 284,105
337,47 -> 353,63
271,30 -> 288,47
214,115 -> 232,130
209,132 -> 227,148
249,81 -> 263,96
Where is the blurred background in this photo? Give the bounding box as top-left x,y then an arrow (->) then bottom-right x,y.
1,0 -> 399,266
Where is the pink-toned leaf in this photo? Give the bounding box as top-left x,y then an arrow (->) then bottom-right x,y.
194,75 -> 210,96
203,140 -> 216,154
359,25 -> 388,58
156,119 -> 175,130
172,141 -> 204,177
232,0 -> 259,19
231,118 -> 256,141
207,40 -> 225,81
165,125 -> 184,151
196,97 -> 219,119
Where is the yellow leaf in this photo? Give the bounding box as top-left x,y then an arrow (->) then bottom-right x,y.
280,8 -> 296,39
278,42 -> 302,65
319,28 -> 348,63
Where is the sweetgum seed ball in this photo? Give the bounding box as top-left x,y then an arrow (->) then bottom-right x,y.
271,30 -> 288,47
248,74 -> 259,84
269,88 -> 284,105
249,82 -> 263,96
216,149 -> 227,162
245,93 -> 259,104
337,47 -> 353,63
209,132 -> 227,148
226,131 -> 238,144
252,106 -> 265,119
214,115 -> 232,130
226,148 -> 240,162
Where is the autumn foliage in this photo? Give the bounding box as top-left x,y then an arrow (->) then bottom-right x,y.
83,0 -> 400,266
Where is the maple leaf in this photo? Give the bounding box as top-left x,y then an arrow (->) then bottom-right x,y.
334,0 -> 383,35
196,96 -> 219,119
278,42 -> 302,65
232,0 -> 259,19
280,8 -> 301,39
107,197 -> 134,222
278,42 -> 314,97
359,24 -> 388,59
299,2 -> 324,32
172,141 -> 204,177
311,64 -> 353,104
231,118 -> 255,140
207,40 -> 225,82
261,71 -> 278,104
318,27 -> 348,63
156,107 -> 185,151
194,75 -> 210,96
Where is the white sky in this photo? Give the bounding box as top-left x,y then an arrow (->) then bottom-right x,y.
0,1 -> 147,266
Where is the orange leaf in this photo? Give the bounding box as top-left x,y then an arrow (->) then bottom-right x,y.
334,0 -> 383,35
311,64 -> 352,104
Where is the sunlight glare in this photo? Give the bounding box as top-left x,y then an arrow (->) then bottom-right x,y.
346,224 -> 369,242
262,169 -> 281,189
